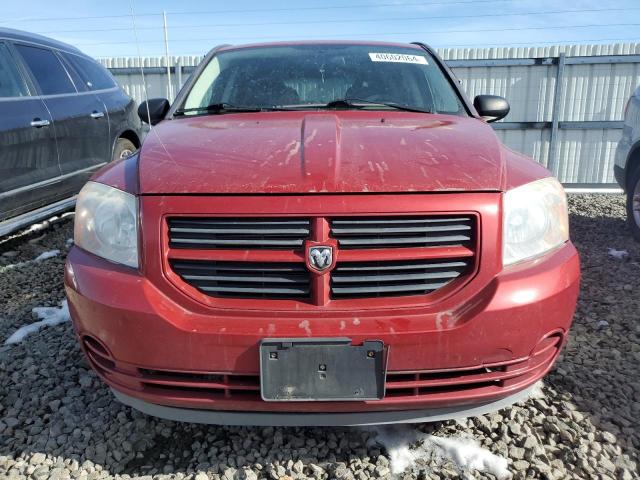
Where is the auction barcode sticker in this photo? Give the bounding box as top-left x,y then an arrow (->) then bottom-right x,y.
368,52 -> 428,64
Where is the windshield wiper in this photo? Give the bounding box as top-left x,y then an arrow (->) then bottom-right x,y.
324,98 -> 432,114
174,100 -> 432,116
173,103 -> 265,116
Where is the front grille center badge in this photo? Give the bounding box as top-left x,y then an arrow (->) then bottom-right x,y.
308,246 -> 333,271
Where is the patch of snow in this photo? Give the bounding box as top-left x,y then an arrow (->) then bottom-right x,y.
373,426 -> 511,479
5,300 -> 70,345
25,216 -> 58,233
608,248 -> 628,260
373,426 -> 427,475
34,250 -> 60,261
454,418 -> 468,428
430,436 -> 510,479
24,212 -> 73,232
0,262 -> 22,272
66,238 -> 74,248
0,250 -> 60,273
15,212 -> 73,237
528,380 -> 545,399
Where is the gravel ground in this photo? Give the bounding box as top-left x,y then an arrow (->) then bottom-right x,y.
0,194 -> 638,480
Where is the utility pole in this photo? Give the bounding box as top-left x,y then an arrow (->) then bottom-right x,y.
162,11 -> 173,102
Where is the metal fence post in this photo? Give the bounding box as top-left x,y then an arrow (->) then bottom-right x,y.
548,53 -> 566,175
176,57 -> 183,92
163,11 -> 173,102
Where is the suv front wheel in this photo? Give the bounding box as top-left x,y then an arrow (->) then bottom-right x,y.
113,138 -> 137,161
628,165 -> 640,241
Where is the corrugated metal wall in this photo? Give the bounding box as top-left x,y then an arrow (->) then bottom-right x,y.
100,43 -> 640,185
440,43 -> 640,184
100,56 -> 202,101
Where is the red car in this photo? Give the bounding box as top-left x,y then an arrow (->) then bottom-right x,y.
65,42 -> 580,426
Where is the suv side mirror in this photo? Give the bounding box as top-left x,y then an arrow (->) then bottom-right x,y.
138,98 -> 170,125
473,95 -> 510,122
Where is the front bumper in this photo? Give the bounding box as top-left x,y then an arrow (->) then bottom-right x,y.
65,239 -> 579,424
112,385 -> 537,426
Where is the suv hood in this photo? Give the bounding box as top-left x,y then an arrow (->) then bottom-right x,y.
138,111 -> 506,194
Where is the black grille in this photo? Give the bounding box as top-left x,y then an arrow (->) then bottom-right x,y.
330,216 -> 473,249
331,258 -> 471,298
171,260 -> 310,299
168,218 -> 310,249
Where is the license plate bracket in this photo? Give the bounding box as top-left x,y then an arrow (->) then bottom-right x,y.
260,338 -> 385,401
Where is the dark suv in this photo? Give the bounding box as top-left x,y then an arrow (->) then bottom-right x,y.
0,28 -> 142,236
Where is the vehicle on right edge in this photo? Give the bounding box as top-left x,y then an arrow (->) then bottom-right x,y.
615,85 -> 640,241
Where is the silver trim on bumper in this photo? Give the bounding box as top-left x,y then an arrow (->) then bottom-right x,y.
112,385 -> 535,426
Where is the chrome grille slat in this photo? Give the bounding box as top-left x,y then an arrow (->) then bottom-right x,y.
200,285 -> 310,295
172,262 -> 303,273
330,215 -> 474,250
337,261 -> 468,272
168,217 -> 310,250
170,237 -> 306,247
332,282 -> 449,295
338,234 -> 471,246
171,227 -> 310,235
182,274 -> 308,284
171,220 -> 310,227
331,218 -> 467,225
332,270 -> 462,283
331,258 -> 472,299
171,260 -> 310,299
331,225 -> 471,234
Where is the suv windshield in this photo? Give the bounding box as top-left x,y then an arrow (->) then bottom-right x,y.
180,44 -> 465,115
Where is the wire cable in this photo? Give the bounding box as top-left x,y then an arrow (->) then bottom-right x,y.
40,7 -> 640,40
0,0 -> 526,23
71,22 -> 640,48
128,0 -> 151,126
95,34 -> 640,58
52,7 -> 640,46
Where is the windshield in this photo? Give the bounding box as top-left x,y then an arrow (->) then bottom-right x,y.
181,44 -> 465,115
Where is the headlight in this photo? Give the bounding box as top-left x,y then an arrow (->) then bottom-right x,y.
74,181 -> 139,268
503,177 -> 569,266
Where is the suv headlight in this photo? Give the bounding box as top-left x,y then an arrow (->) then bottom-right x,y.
74,181 -> 139,268
503,177 -> 569,266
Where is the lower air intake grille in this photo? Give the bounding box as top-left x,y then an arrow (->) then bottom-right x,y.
168,217 -> 310,249
170,260 -> 310,299
330,215 -> 473,249
331,258 -> 471,298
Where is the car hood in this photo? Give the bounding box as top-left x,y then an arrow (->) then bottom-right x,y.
138,111 -> 506,194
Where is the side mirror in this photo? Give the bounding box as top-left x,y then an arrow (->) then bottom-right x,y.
138,98 -> 170,125
473,95 -> 510,122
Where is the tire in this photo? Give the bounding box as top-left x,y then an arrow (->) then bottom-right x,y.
113,138 -> 137,161
627,165 -> 640,241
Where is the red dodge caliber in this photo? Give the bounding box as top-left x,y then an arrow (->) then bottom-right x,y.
65,42 -> 580,426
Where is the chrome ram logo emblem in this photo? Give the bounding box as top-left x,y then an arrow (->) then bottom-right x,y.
308,246 -> 333,271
